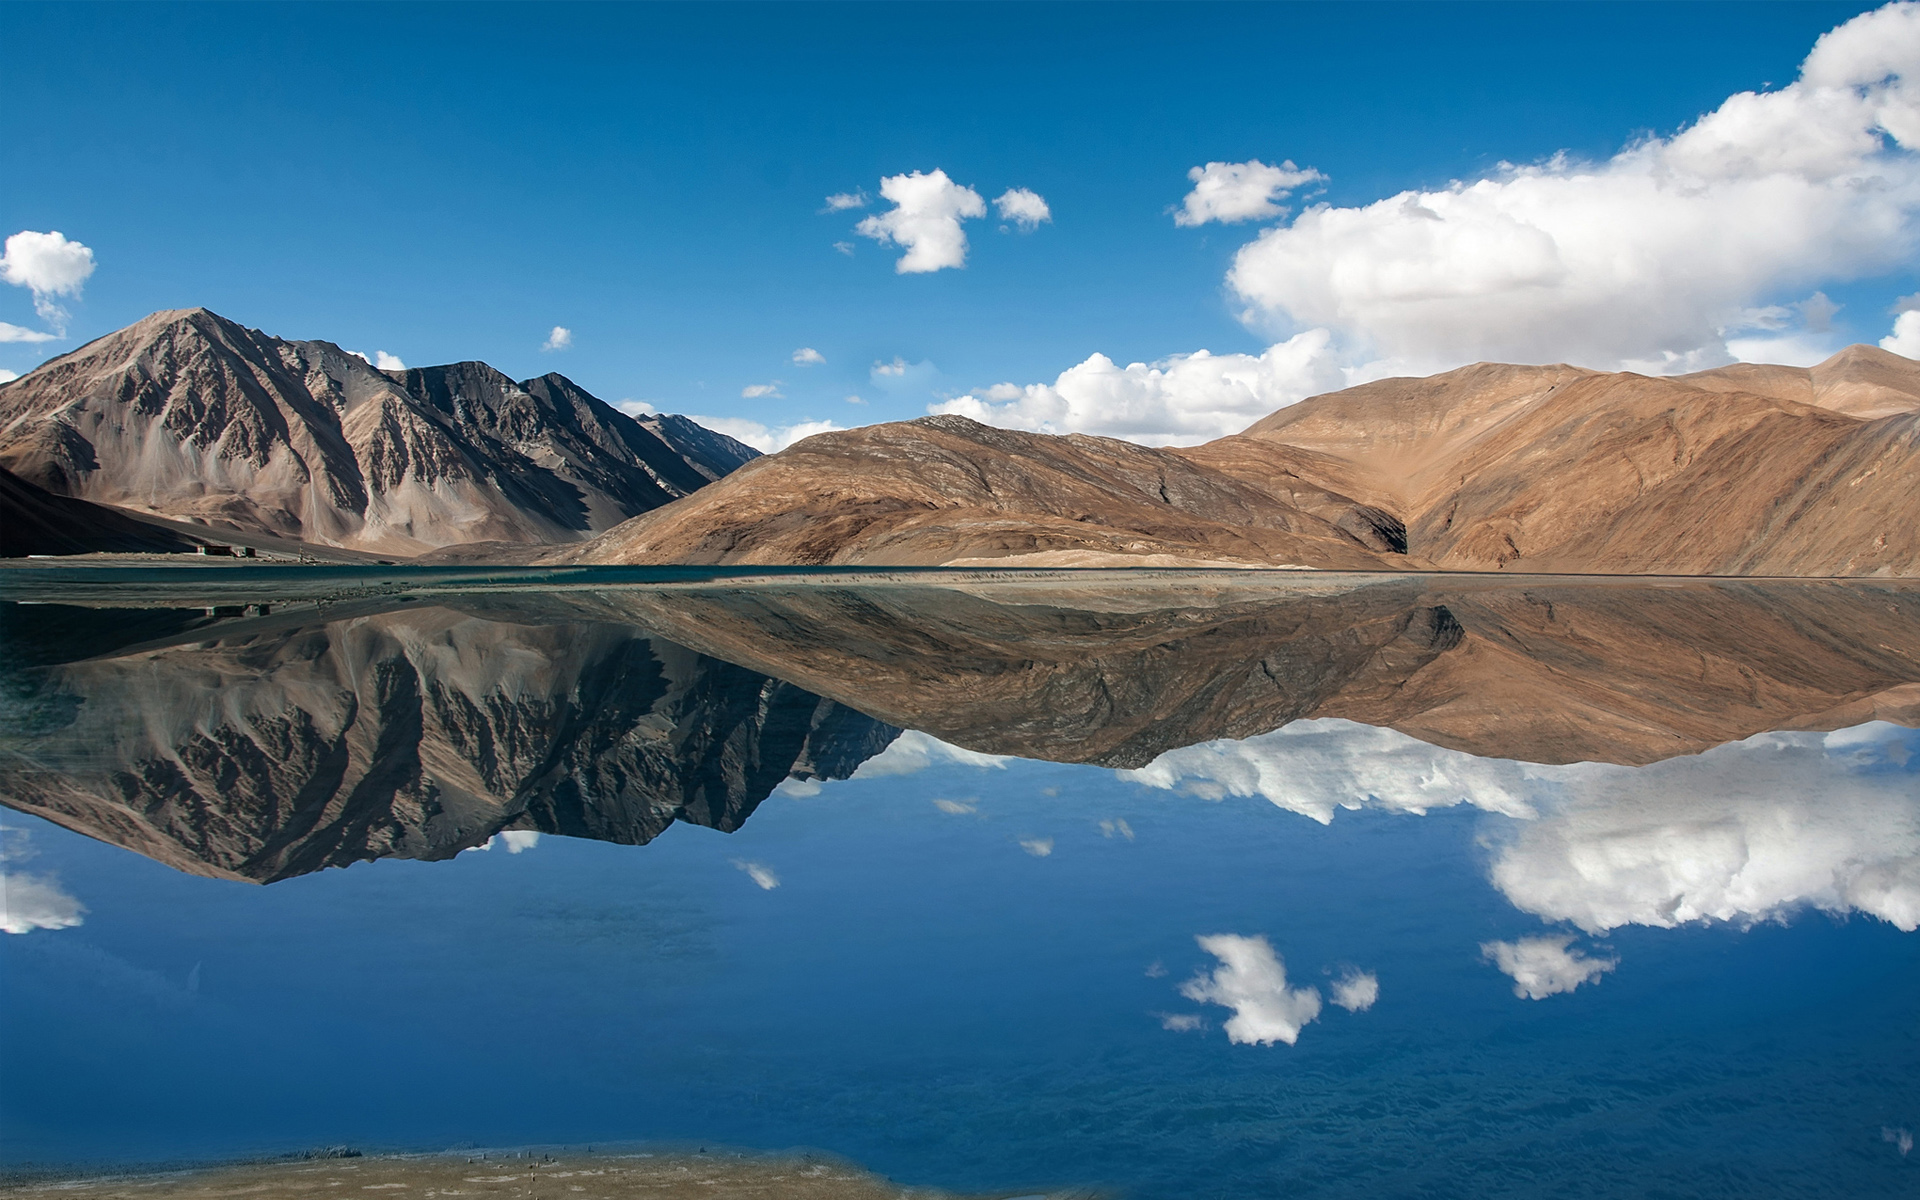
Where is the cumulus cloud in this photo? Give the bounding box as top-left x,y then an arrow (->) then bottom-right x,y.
0,230 -> 96,334
692,415 -> 842,454
1122,717 -> 1538,823
741,382 -> 783,398
0,873 -> 87,934
931,330 -> 1346,446
1175,160 -> 1326,227
939,4 -> 1920,446
1487,724 -> 1920,935
994,187 -> 1052,231
1328,968 -> 1380,1012
1481,935 -> 1617,999
347,350 -> 407,371
833,241 -> 856,256
1179,934 -> 1323,1045
0,322 -> 57,344
1019,837 -> 1054,857
1099,818 -> 1135,840
852,730 -> 1011,777
464,830 -> 541,854
616,399 -> 660,417
733,859 -> 780,890
1228,2 -> 1920,373
0,368 -> 18,383
542,326 -> 572,352
792,347 -> 825,365
1883,309 -> 1920,357
855,169 -> 987,273
823,191 -> 869,212
1158,1012 -> 1206,1032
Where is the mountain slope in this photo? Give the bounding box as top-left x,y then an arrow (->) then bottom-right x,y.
1223,345 -> 1920,575
0,465 -> 202,556
557,414 -> 1407,569
0,308 -> 757,556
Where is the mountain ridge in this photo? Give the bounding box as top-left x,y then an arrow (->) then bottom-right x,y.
0,308 -> 758,556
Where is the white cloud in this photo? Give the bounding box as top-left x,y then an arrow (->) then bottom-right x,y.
1122,718 -> 1537,823
1883,309 -> 1920,357
0,368 -> 17,383
792,347 -> 825,365
852,730 -> 1012,777
1179,933 -> 1323,1045
833,241 -> 855,256
542,326 -> 572,352
0,872 -> 86,934
994,187 -> 1052,231
823,191 -> 869,212
1885,1127 -> 1914,1156
932,331 -> 1345,446
1228,2 -> 1920,374
1158,1012 -> 1206,1032
933,798 -> 978,814
844,394 -> 866,405
733,859 -> 780,890
1481,935 -> 1617,1000
0,322 -> 57,344
616,399 -> 659,417
1099,818 -> 1135,840
690,415 -> 843,454
1019,837 -> 1054,857
463,830 -> 541,854
775,778 -> 822,798
741,382 -> 783,398
1329,968 -> 1379,1012
855,169 -> 987,273
1487,724 -> 1920,935
0,230 -> 96,334
1175,159 -> 1326,227
349,349 -> 407,371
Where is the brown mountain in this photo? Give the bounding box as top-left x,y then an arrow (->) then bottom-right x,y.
0,308 -> 757,556
564,345 -> 1920,576
559,414 -> 1408,569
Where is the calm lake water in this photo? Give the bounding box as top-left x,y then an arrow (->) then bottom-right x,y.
2,568 -> 1918,1198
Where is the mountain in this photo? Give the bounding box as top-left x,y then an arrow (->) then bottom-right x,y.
559,414 -> 1409,569
562,345 -> 1920,575
0,308 -> 757,556
0,604 -> 896,882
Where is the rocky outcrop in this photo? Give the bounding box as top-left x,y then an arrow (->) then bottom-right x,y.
0,606 -> 896,882
0,309 -> 758,556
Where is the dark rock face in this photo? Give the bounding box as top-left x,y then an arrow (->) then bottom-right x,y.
0,607 -> 896,882
0,309 -> 758,556
0,466 -> 201,556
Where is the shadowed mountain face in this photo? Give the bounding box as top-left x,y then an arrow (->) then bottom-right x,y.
0,605 -> 897,882
2,576 -> 1914,881
0,309 -> 757,557
566,345 -> 1920,575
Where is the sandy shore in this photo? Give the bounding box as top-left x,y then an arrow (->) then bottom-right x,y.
0,1150 -> 1077,1200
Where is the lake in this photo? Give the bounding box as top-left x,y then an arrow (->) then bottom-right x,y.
2,567 -> 1918,1198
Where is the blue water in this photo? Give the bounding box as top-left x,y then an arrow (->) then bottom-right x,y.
6,725 -> 1920,1198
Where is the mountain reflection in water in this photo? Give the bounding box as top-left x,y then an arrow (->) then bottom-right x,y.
1,574 -> 1915,883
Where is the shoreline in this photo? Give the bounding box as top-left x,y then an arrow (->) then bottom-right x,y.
0,1148 -> 1085,1200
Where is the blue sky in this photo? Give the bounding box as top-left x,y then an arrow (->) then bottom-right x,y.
4,1 -> 1911,447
